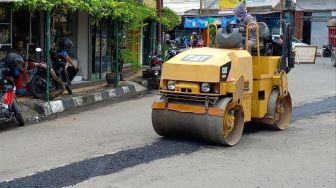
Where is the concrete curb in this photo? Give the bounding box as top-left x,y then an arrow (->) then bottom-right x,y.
32,81 -> 147,118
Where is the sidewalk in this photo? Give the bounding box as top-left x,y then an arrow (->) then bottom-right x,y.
19,80 -> 147,124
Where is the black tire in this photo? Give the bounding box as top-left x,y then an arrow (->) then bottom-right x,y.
65,84 -> 72,95
323,49 -> 331,57
331,50 -> 336,67
30,75 -> 47,99
153,76 -> 160,89
12,100 -> 25,126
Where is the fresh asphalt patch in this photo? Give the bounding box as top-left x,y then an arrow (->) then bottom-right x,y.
0,139 -> 204,188
0,96 -> 335,187
291,96 -> 335,122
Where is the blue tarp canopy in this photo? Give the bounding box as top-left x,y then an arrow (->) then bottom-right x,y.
184,16 -> 237,29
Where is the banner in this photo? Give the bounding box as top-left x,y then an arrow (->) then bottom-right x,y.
219,0 -> 239,9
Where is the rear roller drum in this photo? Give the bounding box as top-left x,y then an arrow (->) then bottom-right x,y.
271,93 -> 292,130
261,89 -> 292,130
152,97 -> 245,146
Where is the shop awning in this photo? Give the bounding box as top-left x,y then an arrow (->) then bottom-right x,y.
183,16 -> 237,29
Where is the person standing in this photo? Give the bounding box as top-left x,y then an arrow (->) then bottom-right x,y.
12,37 -> 27,72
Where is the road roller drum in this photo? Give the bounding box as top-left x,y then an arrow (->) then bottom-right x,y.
152,97 -> 245,145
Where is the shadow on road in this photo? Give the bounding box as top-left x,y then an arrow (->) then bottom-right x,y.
244,96 -> 336,134
0,120 -> 21,132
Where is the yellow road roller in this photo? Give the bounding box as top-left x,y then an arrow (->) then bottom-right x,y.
152,21 -> 294,146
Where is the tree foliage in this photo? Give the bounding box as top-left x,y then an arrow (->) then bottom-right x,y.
160,7 -> 180,31
13,0 -> 179,30
13,0 -> 180,71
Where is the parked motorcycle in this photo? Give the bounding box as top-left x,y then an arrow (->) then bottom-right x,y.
148,55 -> 163,89
26,48 -> 77,99
0,67 -> 25,126
166,47 -> 177,60
322,45 -> 332,57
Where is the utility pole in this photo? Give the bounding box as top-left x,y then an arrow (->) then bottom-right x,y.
44,11 -> 51,101
115,20 -> 120,87
157,0 -> 162,54
200,0 -> 203,15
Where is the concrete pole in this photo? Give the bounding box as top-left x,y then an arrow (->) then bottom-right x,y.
157,0 -> 162,54
44,11 -> 51,101
115,20 -> 120,87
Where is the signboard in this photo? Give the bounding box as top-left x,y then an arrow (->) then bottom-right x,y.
143,0 -> 156,8
219,0 -> 239,9
294,45 -> 318,64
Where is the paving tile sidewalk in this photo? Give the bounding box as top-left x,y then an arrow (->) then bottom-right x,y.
18,81 -> 147,123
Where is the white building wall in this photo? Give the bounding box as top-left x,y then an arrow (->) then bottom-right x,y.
295,0 -> 335,46
310,12 -> 331,47
296,0 -> 336,11
77,12 -> 89,81
163,0 -> 284,15
163,0 -> 200,15
246,0 -> 280,7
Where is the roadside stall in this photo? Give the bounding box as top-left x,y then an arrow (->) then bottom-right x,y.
327,19 -> 336,66
182,15 -> 237,47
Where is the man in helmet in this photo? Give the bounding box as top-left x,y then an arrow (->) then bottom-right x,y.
4,53 -> 24,82
233,2 -> 256,53
54,38 -> 78,94
56,38 -> 78,70
10,38 -> 28,74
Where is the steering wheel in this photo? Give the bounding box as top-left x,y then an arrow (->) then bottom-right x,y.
225,23 -> 246,33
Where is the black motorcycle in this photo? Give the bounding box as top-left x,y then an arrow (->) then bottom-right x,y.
149,55 -> 163,89
142,55 -> 163,89
0,72 -> 25,126
322,45 -> 332,57
26,48 -> 78,99
166,48 -> 177,60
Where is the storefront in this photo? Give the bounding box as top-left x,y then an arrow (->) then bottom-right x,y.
91,19 -> 115,80
51,9 -> 87,82
142,20 -> 157,65
0,5 -> 146,83
0,7 -> 40,61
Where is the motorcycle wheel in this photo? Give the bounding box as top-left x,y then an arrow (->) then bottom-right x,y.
30,75 -> 47,99
323,48 -> 331,57
152,76 -> 160,90
331,50 -> 336,67
12,100 -> 25,126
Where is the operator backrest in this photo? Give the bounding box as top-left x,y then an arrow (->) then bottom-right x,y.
216,28 -> 244,49
258,22 -> 270,40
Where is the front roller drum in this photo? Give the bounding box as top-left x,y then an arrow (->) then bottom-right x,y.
152,97 -> 244,146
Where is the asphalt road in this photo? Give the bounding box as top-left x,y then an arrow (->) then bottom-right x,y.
0,61 -> 335,188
